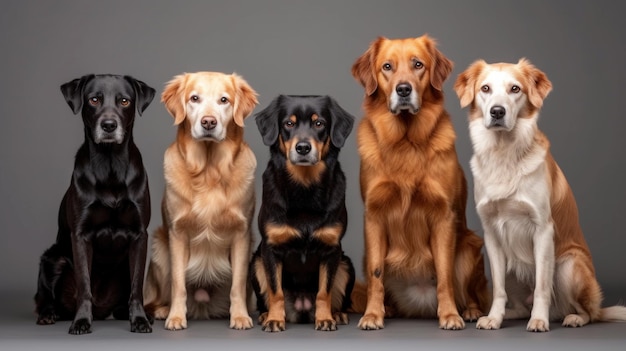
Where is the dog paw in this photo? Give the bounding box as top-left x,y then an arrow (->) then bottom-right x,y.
476,316 -> 502,330
153,306 -> 170,320
527,318 -> 550,332
68,318 -> 92,335
439,314 -> 465,330
462,307 -> 484,322
131,316 -> 153,333
358,313 -> 384,330
164,316 -> 187,330
562,314 -> 586,328
262,319 -> 286,332
36,312 -> 58,325
258,312 -> 268,324
315,319 -> 338,331
333,312 -> 349,325
230,315 -> 253,330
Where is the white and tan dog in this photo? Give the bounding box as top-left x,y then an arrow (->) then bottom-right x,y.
454,59 -> 626,332
144,72 -> 259,330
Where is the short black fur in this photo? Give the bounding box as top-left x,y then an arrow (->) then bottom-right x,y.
34,74 -> 155,334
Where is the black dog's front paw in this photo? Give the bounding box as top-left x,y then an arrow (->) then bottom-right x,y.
69,318 -> 92,335
130,316 -> 152,333
36,311 -> 58,325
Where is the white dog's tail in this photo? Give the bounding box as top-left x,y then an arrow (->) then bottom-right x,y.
599,306 -> 626,322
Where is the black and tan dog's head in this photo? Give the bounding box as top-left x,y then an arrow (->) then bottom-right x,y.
61,74 -> 155,144
256,95 -> 354,164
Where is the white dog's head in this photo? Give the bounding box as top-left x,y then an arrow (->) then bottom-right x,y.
454,58 -> 552,132
161,72 -> 258,142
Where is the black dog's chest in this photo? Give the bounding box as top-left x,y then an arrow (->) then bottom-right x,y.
82,197 -> 142,242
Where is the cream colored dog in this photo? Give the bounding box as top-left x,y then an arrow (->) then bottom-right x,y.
455,59 -> 626,331
144,72 -> 258,330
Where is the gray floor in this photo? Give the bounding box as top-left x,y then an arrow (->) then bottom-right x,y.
4,291 -> 625,351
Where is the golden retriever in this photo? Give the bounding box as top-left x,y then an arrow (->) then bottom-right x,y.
143,72 -> 259,330
454,59 -> 626,331
351,35 -> 490,330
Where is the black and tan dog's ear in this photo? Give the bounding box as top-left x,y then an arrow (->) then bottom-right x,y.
422,36 -> 453,91
125,76 -> 156,116
352,37 -> 386,96
326,96 -> 355,148
255,95 -> 284,146
60,74 -> 95,114
454,60 -> 487,108
231,74 -> 259,127
161,74 -> 188,125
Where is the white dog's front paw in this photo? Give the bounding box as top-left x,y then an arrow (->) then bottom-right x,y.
476,316 -> 502,330
230,315 -> 253,330
527,318 -> 550,332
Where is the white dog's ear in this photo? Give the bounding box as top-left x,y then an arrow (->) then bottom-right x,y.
231,74 -> 259,127
454,60 -> 487,108
518,58 -> 553,109
161,74 -> 188,125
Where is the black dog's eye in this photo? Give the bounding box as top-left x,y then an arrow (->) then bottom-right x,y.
510,85 -> 521,93
314,120 -> 326,129
89,97 -> 100,106
190,95 -> 200,102
414,61 -> 424,69
283,120 -> 295,129
481,85 -> 490,93
382,63 -> 392,71
220,96 -> 229,103
120,98 -> 130,107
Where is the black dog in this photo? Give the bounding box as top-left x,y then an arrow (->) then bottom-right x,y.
250,95 -> 356,332
34,74 -> 155,334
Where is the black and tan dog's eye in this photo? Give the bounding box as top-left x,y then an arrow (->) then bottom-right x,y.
283,120 -> 295,129
120,98 -> 130,107
314,120 -> 325,129
89,97 -> 100,106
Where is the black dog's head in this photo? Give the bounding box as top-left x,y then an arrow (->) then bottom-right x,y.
61,74 -> 156,144
255,95 -> 354,166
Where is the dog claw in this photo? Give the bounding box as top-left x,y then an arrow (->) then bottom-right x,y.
358,313 -> 384,330
130,316 -> 153,333
527,318 -> 550,332
262,319 -> 286,332
315,319 -> 338,331
230,315 -> 253,330
69,318 -> 92,335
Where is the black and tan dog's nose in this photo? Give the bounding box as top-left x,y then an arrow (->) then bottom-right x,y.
201,116 -> 218,130
295,141 -> 311,155
100,119 -> 118,133
490,106 -> 506,120
396,83 -> 412,97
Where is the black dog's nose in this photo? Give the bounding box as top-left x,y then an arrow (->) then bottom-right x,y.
201,116 -> 218,130
490,106 -> 506,120
100,119 -> 118,133
396,83 -> 412,97
295,141 -> 311,155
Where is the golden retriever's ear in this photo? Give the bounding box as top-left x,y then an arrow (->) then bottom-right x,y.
161,74 -> 187,125
454,60 -> 487,108
518,58 -> 553,109
352,37 -> 385,96
423,37 -> 453,91
231,74 -> 259,127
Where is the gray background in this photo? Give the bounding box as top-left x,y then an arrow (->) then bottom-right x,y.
1,0 -> 625,348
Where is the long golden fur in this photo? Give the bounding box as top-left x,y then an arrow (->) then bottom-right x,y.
351,35 -> 489,330
454,59 -> 626,331
143,72 -> 258,330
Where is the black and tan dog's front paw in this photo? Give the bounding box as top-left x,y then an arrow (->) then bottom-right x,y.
68,318 -> 92,335
262,319 -> 286,332
131,316 -> 152,333
315,319 -> 337,331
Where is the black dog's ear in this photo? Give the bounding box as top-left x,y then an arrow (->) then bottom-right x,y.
60,74 -> 95,114
125,76 -> 156,116
255,95 -> 284,146
326,96 -> 355,148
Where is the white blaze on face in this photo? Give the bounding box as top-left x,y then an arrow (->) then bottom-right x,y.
185,79 -> 233,142
477,69 -> 527,131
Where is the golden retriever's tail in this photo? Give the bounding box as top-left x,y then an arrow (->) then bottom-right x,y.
599,305 -> 626,322
348,280 -> 368,313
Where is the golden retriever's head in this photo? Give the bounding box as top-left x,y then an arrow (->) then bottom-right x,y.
352,35 -> 453,115
161,72 -> 258,141
454,59 -> 552,132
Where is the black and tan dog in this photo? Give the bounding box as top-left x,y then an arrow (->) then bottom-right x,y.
250,95 -> 356,332
34,74 -> 155,334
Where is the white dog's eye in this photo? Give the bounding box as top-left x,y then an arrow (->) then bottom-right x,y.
190,95 -> 200,102
481,85 -> 490,93
511,85 -> 520,93
382,63 -> 392,71
220,96 -> 229,103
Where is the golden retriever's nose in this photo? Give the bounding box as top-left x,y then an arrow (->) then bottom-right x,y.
396,83 -> 412,97
201,116 -> 218,130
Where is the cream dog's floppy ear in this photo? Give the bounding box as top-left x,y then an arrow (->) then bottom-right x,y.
161,74 -> 188,125
231,74 -> 259,127
454,60 -> 487,108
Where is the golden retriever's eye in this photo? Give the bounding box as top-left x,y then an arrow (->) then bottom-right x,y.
220,96 -> 229,103
120,98 -> 130,107
314,120 -> 325,129
481,85 -> 490,93
382,63 -> 392,71
284,121 -> 295,129
511,85 -> 520,93
190,95 -> 200,102
414,61 -> 424,69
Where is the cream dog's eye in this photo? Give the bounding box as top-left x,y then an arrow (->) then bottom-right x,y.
220,97 -> 229,103
511,85 -> 520,93
481,85 -> 490,93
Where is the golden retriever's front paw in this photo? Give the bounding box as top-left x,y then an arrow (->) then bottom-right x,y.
476,316 -> 502,330
153,306 -> 170,320
262,319 -> 286,332
333,312 -> 349,325
164,315 -> 187,330
462,307 -> 483,322
358,313 -> 384,330
315,319 -> 337,331
527,318 -> 550,332
439,314 -> 465,330
230,315 -> 253,330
